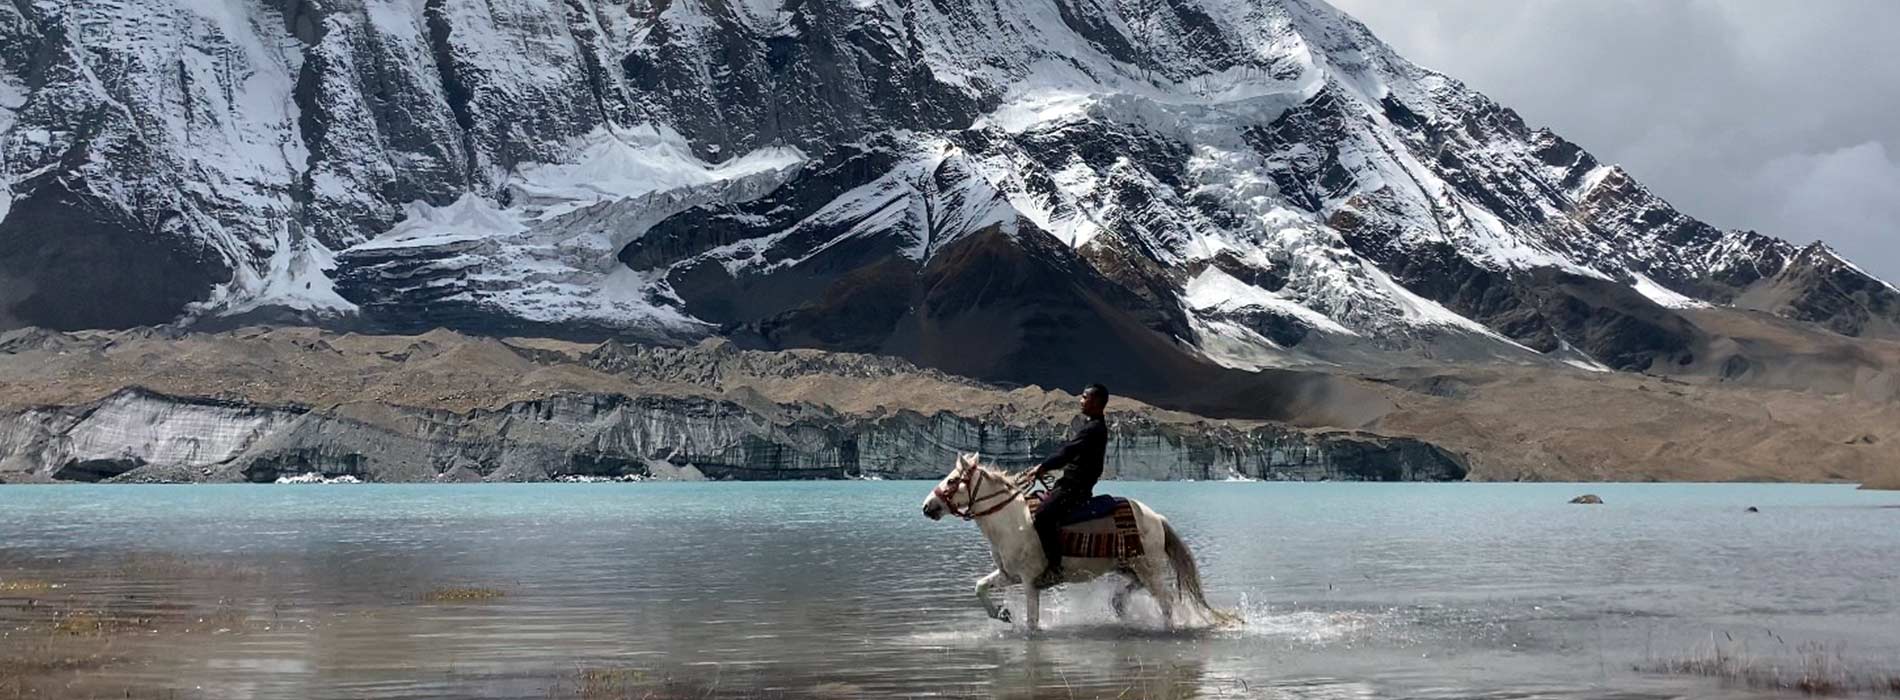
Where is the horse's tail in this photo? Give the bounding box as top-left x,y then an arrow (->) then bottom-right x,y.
1162,520 -> 1243,627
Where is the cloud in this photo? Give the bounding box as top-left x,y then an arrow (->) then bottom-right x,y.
1747,142 -> 1900,280
1327,0 -> 1900,282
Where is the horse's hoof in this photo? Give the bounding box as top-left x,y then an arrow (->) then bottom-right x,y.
997,609 -> 1012,623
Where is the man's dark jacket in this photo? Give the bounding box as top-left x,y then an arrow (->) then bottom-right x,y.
1037,414 -> 1107,493
1032,414 -> 1108,573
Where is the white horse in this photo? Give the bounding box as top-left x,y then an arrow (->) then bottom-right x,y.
921,453 -> 1240,632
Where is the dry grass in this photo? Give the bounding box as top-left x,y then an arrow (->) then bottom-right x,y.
421,586 -> 506,603
573,667 -> 647,698
0,595 -> 279,699
0,580 -> 54,594
0,647 -> 126,698
16,593 -> 269,639
184,606 -> 257,632
1645,638 -> 1900,696
43,609 -> 158,637
0,649 -> 121,676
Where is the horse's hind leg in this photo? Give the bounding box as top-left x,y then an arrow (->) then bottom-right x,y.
1110,572 -> 1141,619
1132,558 -> 1175,628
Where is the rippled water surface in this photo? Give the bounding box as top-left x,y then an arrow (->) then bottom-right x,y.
1,482 -> 1897,699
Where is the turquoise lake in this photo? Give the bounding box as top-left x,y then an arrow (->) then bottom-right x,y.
1,482 -> 1897,698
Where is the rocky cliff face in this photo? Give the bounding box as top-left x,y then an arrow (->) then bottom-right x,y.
0,387 -> 1465,483
5,326 -> 1892,484
0,0 -> 1894,396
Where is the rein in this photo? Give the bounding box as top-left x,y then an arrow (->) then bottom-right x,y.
933,461 -> 1043,520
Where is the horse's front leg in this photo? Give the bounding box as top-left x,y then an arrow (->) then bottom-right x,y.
1024,583 -> 1041,633
1110,574 -> 1141,620
975,569 -> 1012,623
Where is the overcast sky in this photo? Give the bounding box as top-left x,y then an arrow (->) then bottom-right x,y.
1328,0 -> 1900,282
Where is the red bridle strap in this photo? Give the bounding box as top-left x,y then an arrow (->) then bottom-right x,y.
933,461 -> 1028,520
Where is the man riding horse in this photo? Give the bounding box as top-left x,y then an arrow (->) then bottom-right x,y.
1022,383 -> 1109,590
920,383 -> 1238,631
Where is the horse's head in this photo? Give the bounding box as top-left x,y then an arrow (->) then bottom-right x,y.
923,453 -> 1020,521
921,452 -> 975,520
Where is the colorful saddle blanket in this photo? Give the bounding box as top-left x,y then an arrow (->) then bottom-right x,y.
1029,493 -> 1145,559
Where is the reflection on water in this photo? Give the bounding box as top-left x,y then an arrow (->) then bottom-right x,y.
0,482 -> 1896,699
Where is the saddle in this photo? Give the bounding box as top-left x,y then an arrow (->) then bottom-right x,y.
1029,492 -> 1145,559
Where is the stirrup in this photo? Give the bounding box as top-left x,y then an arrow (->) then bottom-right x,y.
1033,568 -> 1064,590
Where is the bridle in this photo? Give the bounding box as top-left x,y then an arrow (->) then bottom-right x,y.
932,459 -> 1038,520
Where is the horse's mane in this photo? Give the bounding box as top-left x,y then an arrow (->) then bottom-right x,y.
962,453 -> 1021,482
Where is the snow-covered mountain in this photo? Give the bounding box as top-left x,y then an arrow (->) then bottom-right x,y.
1,0 -> 1895,396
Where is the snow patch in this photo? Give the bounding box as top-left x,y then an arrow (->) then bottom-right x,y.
165,0 -> 308,193
1188,316 -> 1292,371
732,0 -> 795,35
335,126 -> 804,335
363,0 -> 426,34
172,0 -> 262,36
1362,262 -> 1533,352
275,473 -> 363,484
489,265 -> 711,331
1184,266 -> 1357,336
227,235 -> 357,314
355,194 -> 527,251
0,72 -> 22,133
556,474 -> 646,483
731,145 -> 1019,274
1823,248 -> 1900,295
972,150 -> 1106,251
1555,341 -> 1612,373
1576,165 -> 1616,196
976,91 -> 1097,133
510,124 -> 804,220
1454,200 -> 1606,278
1628,271 -> 1710,309
1045,160 -> 1107,248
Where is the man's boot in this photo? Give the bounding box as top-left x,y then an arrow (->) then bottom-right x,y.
1033,564 -> 1064,589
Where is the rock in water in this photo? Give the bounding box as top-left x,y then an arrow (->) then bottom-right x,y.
1569,494 -> 1604,505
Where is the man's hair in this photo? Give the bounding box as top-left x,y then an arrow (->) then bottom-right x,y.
1085,383 -> 1109,403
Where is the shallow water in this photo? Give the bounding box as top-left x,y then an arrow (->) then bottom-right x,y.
0,482 -> 1896,699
